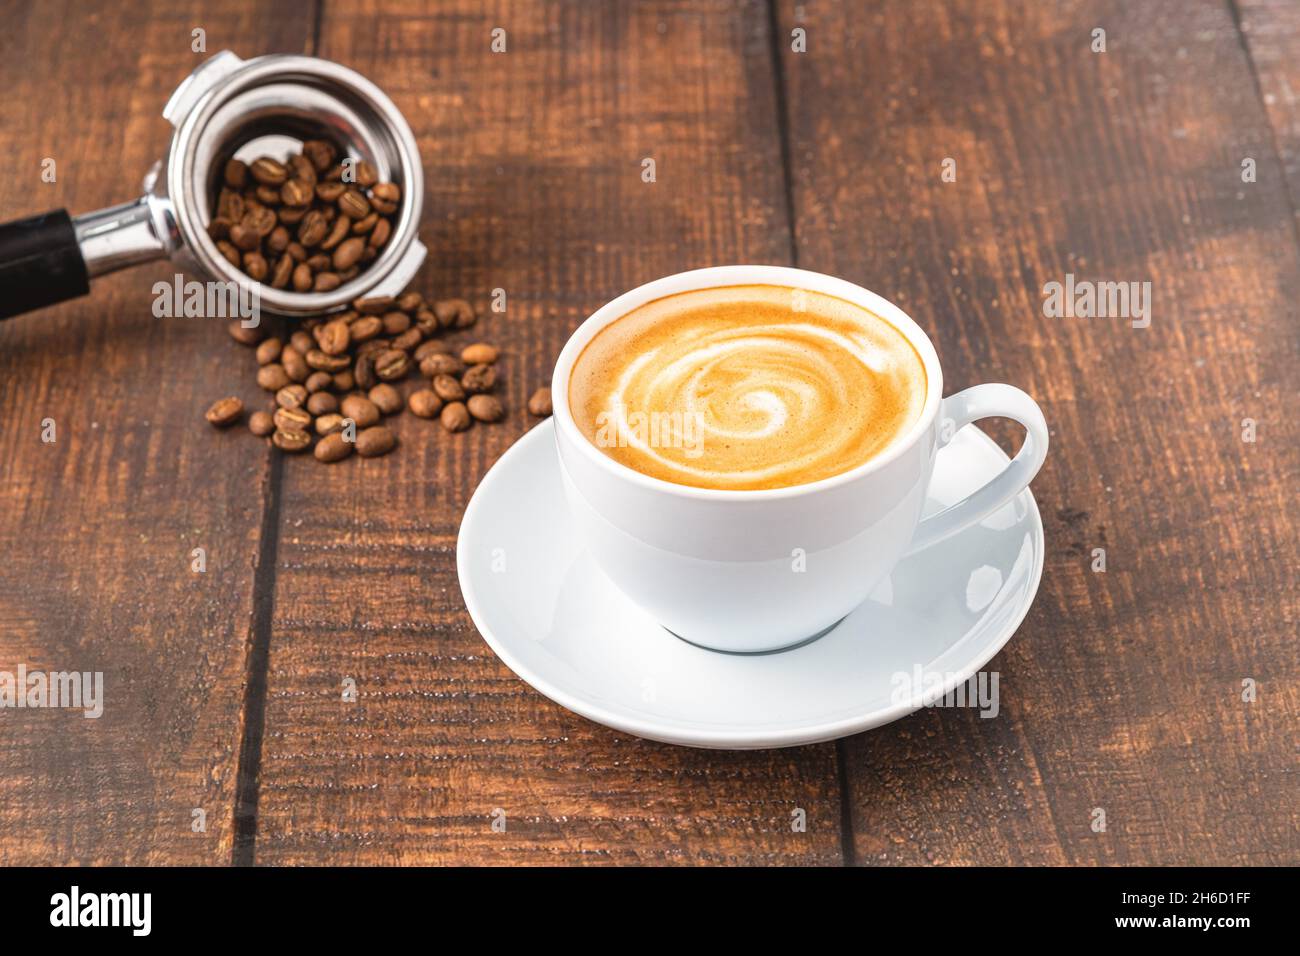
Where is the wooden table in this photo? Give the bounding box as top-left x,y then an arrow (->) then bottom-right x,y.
0,0 -> 1295,866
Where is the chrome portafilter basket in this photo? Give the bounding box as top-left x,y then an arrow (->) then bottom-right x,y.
0,51 -> 425,320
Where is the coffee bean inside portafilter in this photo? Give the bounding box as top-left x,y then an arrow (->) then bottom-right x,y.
207,136 -> 402,292
208,287 -> 554,464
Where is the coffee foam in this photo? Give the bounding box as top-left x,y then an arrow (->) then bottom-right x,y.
568,285 -> 927,491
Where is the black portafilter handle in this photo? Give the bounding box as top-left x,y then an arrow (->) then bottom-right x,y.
0,210 -> 91,320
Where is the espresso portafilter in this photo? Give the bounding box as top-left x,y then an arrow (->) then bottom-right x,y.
0,51 -> 426,320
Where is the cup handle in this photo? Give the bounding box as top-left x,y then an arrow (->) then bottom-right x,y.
906,383 -> 1048,554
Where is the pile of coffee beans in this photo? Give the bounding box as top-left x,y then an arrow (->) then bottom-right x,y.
209,289 -> 552,463
208,138 -> 400,291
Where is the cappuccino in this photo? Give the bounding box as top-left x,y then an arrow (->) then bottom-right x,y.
568,284 -> 926,490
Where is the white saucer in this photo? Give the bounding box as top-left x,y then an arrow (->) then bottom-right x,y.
457,420 -> 1044,749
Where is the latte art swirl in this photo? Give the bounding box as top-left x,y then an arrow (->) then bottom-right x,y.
569,285 -> 926,491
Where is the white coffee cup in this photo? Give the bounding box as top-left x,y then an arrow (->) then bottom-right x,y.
552,266 -> 1048,653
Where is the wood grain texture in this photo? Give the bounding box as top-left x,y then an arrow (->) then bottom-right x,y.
776,0 -> 1299,864
0,1 -> 316,862
1238,0 -> 1300,223
2,0 -> 1294,867
248,0 -> 844,865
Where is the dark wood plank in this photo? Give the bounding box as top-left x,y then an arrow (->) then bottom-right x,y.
1238,0 -> 1300,222
0,1 -> 315,864
249,0 -> 844,864
777,0 -> 1299,864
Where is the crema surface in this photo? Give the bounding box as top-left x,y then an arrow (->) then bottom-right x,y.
568,285 -> 927,490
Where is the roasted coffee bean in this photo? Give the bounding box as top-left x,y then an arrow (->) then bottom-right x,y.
461,363 -> 497,394
321,214 -> 351,251
228,320 -> 263,346
318,318 -> 351,356
217,239 -> 242,267
353,296 -> 394,315
211,138 -> 399,289
271,254 -> 294,288
408,389 -> 442,419
256,337 -> 283,365
527,386 -> 553,417
205,396 -> 243,427
461,342 -> 499,365
302,139 -> 336,173
414,340 -> 451,361
391,328 -> 422,352
297,209 -> 328,246
306,391 -> 338,416
250,157 -> 288,185
276,384 -> 309,409
255,184 -> 282,206
419,353 -> 462,378
217,279 -> 502,463
440,401 -> 471,432
274,406 -> 312,432
314,431 -> 354,462
306,349 -> 351,372
289,154 -> 317,186
374,349 -> 411,381
325,237 -> 360,271
340,395 -> 380,428
224,159 -> 248,189
266,225 -> 290,254
243,251 -> 269,281
250,206 -> 279,236
257,363 -> 291,391
433,373 -> 466,402
280,178 -> 313,207
367,218 -> 391,248
217,188 -> 244,220
355,161 -> 379,188
315,180 -> 347,203
266,225 -> 293,256
368,383 -> 403,415
272,427 -> 311,453
433,298 -> 476,329
467,394 -> 505,423
355,425 -> 396,458
350,211 -> 379,234
284,348 -> 314,377
315,413 -> 346,436
281,347 -> 310,383
228,222 -> 260,252
354,353 -> 377,390
249,410 -> 276,436
305,370 -> 333,393
338,189 -> 370,220
350,315 -> 383,342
